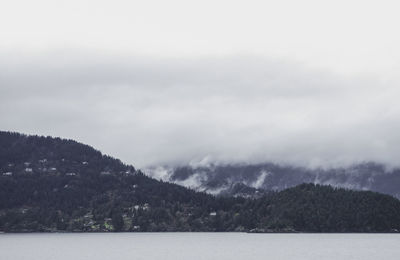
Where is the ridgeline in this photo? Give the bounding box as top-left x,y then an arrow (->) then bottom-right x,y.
1,131 -> 400,233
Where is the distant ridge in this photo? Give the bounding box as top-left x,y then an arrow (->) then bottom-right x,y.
1,131 -> 400,233
146,162 -> 400,198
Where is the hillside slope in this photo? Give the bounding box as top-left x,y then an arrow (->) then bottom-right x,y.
1,131 -> 400,233
146,163 -> 400,198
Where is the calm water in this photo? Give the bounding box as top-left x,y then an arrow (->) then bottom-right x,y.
1,233 -> 399,260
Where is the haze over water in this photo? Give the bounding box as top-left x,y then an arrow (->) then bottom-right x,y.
1,233 -> 399,260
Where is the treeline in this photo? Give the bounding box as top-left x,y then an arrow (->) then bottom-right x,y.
1,131 -> 400,233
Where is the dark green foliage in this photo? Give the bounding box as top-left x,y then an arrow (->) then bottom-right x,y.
1,131 -> 400,233
111,211 -> 124,232
244,183 -> 400,232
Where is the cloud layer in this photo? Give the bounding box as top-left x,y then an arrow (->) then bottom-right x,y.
1,52 -> 400,168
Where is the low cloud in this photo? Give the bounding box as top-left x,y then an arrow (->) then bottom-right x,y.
1,51 -> 400,168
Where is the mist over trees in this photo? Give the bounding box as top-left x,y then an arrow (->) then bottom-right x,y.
1,131 -> 400,233
148,163 -> 400,199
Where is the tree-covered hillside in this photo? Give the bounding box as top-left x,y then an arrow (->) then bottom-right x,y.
147,162 -> 400,198
241,184 -> 400,232
1,131 -> 400,233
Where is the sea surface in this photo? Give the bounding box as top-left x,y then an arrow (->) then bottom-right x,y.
1,233 -> 399,260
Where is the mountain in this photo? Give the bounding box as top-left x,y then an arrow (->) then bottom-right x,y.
1,131 -> 400,233
146,163 -> 400,198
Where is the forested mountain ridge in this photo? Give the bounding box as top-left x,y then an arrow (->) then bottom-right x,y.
1,131 -> 400,233
146,162 -> 400,198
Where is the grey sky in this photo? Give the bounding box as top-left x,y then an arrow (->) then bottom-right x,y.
1,0 -> 400,168
1,52 -> 400,168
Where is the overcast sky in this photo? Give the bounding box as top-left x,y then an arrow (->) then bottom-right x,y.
1,0 -> 400,168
